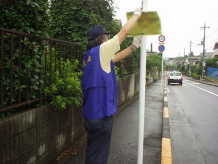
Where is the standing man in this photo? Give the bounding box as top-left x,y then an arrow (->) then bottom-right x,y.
81,8 -> 142,164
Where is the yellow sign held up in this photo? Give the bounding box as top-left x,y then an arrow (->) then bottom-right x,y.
127,11 -> 162,36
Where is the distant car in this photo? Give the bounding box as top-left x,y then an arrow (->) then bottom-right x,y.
168,71 -> 183,85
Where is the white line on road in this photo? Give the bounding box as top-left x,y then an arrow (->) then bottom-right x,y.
184,81 -> 218,97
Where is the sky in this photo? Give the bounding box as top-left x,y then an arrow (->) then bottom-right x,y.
113,0 -> 218,58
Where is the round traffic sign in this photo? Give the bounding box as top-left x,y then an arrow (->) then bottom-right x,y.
158,35 -> 165,42
158,45 -> 165,52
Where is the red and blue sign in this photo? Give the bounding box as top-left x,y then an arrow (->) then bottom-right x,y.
158,35 -> 165,42
158,35 -> 165,52
158,45 -> 165,52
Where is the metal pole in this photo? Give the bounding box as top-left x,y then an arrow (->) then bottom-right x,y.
201,23 -> 209,80
137,0 -> 147,163
161,53 -> 163,94
188,41 -> 192,78
202,23 -> 205,79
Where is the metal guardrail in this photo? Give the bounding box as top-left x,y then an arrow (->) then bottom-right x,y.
0,28 -> 82,113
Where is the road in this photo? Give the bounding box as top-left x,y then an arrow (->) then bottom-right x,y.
167,77 -> 218,164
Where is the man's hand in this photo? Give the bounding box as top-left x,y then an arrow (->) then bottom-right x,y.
134,8 -> 142,17
132,36 -> 142,48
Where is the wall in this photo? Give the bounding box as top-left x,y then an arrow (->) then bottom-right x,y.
0,72 -> 140,163
117,72 -> 140,107
207,67 -> 218,80
0,105 -> 85,164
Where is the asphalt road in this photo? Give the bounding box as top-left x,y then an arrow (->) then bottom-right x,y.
167,77 -> 218,164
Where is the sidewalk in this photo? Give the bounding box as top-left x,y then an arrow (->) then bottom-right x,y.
53,80 -> 164,164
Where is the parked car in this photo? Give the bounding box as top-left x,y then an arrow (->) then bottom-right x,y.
168,71 -> 183,85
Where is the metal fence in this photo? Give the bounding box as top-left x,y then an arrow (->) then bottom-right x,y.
207,67 -> 218,80
0,28 -> 140,114
0,28 -> 82,113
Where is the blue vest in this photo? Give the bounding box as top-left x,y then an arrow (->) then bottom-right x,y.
81,46 -> 117,120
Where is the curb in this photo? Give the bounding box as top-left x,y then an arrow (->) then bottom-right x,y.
161,83 -> 172,164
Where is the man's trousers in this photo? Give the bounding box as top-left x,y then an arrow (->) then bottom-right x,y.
84,116 -> 113,164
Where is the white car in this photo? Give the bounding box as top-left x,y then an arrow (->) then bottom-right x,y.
168,71 -> 183,85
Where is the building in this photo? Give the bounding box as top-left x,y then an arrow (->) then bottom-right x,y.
213,42 -> 218,58
200,52 -> 215,60
187,57 -> 201,67
146,43 -> 158,56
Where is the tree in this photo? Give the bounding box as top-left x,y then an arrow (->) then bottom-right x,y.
206,58 -> 218,69
0,0 -> 49,36
146,53 -> 162,79
48,0 -> 120,49
146,53 -> 162,72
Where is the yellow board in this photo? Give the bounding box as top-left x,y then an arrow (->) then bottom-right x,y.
127,11 -> 162,36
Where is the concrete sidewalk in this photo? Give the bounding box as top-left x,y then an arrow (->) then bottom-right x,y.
54,80 -> 164,164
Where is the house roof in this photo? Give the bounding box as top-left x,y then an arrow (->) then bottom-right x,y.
213,42 -> 218,50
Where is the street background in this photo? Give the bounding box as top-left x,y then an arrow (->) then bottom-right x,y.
54,80 -> 163,164
54,75 -> 218,164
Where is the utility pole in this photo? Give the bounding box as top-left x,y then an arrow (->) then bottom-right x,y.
179,53 -> 180,69
188,41 -> 193,78
184,48 -> 185,57
200,23 -> 210,80
189,41 -> 193,56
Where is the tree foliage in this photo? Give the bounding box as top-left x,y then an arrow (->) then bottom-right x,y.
146,53 -> 162,72
48,0 -> 120,48
146,53 -> 162,79
206,58 -> 218,69
0,0 -> 49,36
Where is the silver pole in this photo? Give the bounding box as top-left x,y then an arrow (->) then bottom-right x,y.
161,53 -> 163,94
137,0 -> 147,163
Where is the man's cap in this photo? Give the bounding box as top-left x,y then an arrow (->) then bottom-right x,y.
87,25 -> 110,40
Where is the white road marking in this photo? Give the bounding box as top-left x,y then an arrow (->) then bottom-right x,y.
184,81 -> 218,97
183,80 -> 200,85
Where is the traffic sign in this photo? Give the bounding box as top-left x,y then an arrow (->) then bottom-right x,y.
158,35 -> 165,42
158,45 -> 165,52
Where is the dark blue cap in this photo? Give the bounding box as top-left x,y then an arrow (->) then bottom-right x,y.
87,25 -> 110,40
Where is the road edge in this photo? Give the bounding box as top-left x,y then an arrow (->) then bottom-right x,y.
161,83 -> 172,164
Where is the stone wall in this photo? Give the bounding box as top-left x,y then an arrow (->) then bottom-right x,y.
117,72 -> 140,107
0,105 -> 85,164
0,72 -> 140,163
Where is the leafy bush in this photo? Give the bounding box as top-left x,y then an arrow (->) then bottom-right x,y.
1,36 -> 45,108
192,73 -> 201,79
146,53 -> 162,78
45,59 -> 82,110
206,58 -> 218,69
0,0 -> 49,37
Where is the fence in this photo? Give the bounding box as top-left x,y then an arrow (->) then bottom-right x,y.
0,28 -> 140,114
0,28 -> 82,113
207,67 -> 218,80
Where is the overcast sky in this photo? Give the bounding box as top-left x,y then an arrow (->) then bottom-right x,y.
114,0 -> 218,58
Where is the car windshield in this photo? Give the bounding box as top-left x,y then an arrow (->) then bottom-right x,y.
170,73 -> 181,76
